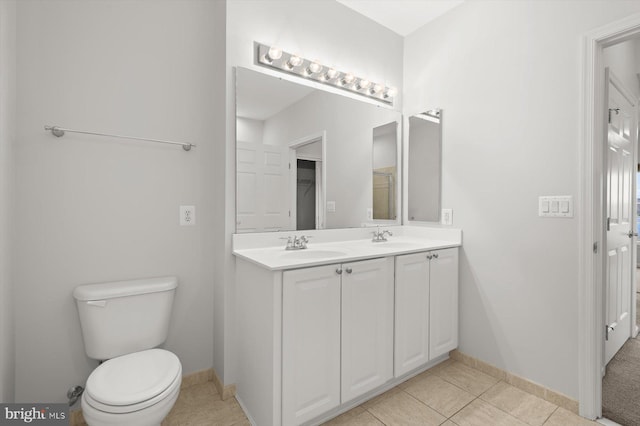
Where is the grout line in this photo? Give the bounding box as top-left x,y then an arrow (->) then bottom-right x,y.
446,395 -> 478,421
542,406 -> 560,425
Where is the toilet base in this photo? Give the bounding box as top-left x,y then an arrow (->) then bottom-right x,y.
81,381 -> 180,426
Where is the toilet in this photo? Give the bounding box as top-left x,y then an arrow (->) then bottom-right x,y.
73,276 -> 182,426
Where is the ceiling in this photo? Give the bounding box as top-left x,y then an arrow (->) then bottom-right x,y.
236,70 -> 315,121
336,0 -> 464,36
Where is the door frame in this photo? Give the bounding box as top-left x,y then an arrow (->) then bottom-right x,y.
579,13 -> 640,419
288,131 -> 327,230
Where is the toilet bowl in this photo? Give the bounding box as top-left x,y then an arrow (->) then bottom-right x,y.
81,349 -> 182,426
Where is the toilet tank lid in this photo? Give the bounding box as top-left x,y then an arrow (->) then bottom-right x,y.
73,276 -> 178,301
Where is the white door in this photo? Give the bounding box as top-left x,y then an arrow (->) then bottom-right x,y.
604,69 -> 637,365
282,265 -> 341,426
341,257 -> 394,403
429,248 -> 459,360
394,252 -> 430,377
236,141 -> 290,232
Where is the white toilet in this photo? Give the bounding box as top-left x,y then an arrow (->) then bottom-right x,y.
73,276 -> 182,426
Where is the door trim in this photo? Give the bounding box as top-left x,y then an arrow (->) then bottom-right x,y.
579,12 -> 640,419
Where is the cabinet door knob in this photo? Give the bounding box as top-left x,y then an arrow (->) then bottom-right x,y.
345,267 -> 353,274
336,268 -> 343,275
433,253 -> 439,259
426,254 -> 433,260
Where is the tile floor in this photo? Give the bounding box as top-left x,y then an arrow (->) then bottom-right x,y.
160,359 -> 599,426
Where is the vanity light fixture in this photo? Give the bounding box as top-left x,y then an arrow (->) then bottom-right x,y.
256,42 -> 395,105
324,68 -> 340,80
265,46 -> 283,63
305,61 -> 323,76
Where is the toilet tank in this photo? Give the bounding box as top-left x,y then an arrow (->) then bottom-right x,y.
73,276 -> 178,360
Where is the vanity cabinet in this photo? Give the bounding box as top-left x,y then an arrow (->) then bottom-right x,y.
340,257 -> 394,403
234,240 -> 459,426
282,258 -> 393,425
394,248 -> 459,377
429,248 -> 459,359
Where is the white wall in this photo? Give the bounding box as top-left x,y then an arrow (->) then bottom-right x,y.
404,0 -> 640,399
221,0 -> 403,384
13,0 -> 225,403
0,0 -> 16,404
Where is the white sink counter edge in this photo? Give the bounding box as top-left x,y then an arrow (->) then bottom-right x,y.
232,226 -> 462,271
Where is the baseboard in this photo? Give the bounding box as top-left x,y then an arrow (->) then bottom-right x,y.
450,350 -> 579,414
212,368 -> 237,401
69,367 -> 222,426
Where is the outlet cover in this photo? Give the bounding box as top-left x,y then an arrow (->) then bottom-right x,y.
366,208 -> 373,220
441,208 -> 453,225
180,205 -> 196,226
327,201 -> 336,213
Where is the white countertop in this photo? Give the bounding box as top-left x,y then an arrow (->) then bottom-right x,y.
233,226 -> 462,270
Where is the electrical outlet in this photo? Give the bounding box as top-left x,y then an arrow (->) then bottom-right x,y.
441,208 -> 453,225
327,201 -> 336,213
180,205 -> 195,226
366,208 -> 373,220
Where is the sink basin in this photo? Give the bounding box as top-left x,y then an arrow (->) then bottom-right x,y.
369,241 -> 425,250
280,249 -> 349,259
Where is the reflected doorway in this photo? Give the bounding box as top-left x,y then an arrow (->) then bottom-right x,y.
289,132 -> 326,230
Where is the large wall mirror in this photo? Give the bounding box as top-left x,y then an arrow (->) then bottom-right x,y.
406,109 -> 442,222
235,67 -> 401,233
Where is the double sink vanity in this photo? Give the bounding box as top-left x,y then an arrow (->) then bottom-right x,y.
233,65 -> 458,425
233,226 -> 461,426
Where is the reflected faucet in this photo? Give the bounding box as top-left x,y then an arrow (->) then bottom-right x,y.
372,226 -> 392,242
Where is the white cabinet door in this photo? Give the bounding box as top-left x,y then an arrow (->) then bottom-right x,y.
282,265 -> 341,426
429,248 -> 459,360
394,252 -> 430,377
341,257 -> 394,403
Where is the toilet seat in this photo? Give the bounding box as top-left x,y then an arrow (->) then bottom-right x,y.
85,349 -> 182,414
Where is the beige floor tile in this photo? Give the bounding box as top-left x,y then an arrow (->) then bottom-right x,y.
543,407 -> 599,426
480,381 -> 557,426
362,386 -> 404,409
162,382 -> 249,426
451,399 -> 528,426
433,361 -> 500,396
366,390 -> 447,426
441,422 -> 458,426
399,370 -> 432,390
402,373 -> 476,417
323,408 -> 384,425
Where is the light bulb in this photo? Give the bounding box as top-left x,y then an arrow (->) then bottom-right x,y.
286,55 -> 303,69
341,73 -> 355,85
266,46 -> 283,62
385,87 -> 398,98
357,79 -> 371,90
324,68 -> 339,80
370,83 -> 384,94
306,61 -> 322,75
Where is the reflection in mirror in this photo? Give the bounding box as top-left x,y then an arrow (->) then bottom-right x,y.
236,67 -> 401,233
407,110 -> 442,222
372,122 -> 398,220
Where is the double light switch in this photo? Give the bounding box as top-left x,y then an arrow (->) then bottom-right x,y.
539,196 -> 573,218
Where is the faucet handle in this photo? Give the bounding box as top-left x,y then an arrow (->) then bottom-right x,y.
279,236 -> 293,249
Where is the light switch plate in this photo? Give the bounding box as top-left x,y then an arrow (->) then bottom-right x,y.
366,208 -> 373,220
327,201 -> 336,213
538,196 -> 573,218
441,208 -> 453,225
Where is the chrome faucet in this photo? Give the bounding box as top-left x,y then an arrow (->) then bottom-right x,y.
281,235 -> 311,250
372,226 -> 392,242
